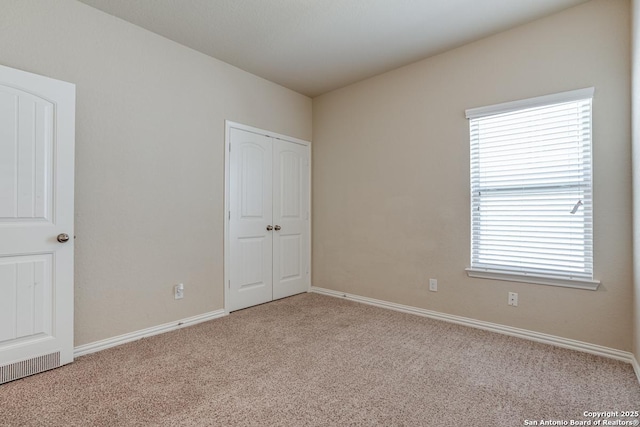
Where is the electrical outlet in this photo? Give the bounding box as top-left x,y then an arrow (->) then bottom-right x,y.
429,278 -> 437,292
174,283 -> 184,300
508,292 -> 518,306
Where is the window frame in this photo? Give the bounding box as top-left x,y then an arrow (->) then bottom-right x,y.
465,88 -> 600,291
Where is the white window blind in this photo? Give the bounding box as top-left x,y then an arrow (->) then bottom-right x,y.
465,88 -> 599,290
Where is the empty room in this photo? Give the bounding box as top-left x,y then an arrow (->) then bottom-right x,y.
1,0 -> 640,425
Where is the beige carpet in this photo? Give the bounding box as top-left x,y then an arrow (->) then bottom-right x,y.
1,293 -> 639,426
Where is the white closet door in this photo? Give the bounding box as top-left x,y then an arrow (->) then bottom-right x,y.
272,139 -> 309,300
227,125 -> 310,312
228,128 -> 273,312
0,65 -> 75,383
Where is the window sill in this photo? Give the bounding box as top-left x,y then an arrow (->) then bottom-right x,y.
465,268 -> 600,291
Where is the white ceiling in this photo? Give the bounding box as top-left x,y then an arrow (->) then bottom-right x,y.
77,0 -> 590,97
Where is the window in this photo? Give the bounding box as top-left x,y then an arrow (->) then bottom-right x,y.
465,88 -> 599,290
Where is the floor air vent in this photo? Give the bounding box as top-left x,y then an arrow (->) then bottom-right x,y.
0,352 -> 61,385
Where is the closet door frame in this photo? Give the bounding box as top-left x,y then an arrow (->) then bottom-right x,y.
223,121 -> 311,314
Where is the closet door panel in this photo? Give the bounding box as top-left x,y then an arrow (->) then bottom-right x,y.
272,140 -> 309,300
228,129 -> 273,311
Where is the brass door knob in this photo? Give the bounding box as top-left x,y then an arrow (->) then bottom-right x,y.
274,225 -> 281,231
266,225 -> 273,231
57,233 -> 70,243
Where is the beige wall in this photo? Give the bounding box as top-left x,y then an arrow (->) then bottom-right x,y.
313,0 -> 632,350
633,0 -> 640,363
0,0 -> 312,346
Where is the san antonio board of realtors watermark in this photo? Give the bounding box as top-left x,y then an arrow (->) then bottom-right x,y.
524,411 -> 639,426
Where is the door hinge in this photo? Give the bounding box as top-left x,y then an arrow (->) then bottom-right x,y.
228,280 -> 231,289
228,211 -> 231,220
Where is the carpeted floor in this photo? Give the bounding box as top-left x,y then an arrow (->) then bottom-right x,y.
1,293 -> 639,426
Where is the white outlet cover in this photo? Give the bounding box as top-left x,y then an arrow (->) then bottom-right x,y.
175,283 -> 184,299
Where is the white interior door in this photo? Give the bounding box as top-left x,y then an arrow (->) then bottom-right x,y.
228,128 -> 273,312
0,65 -> 75,384
227,125 -> 309,312
272,139 -> 309,300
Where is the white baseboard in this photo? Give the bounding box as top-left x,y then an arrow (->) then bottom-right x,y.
311,286 -> 636,365
632,355 -> 640,385
74,309 -> 227,357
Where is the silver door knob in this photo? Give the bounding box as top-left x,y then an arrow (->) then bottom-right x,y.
274,225 -> 281,231
266,225 -> 273,231
57,233 -> 70,243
